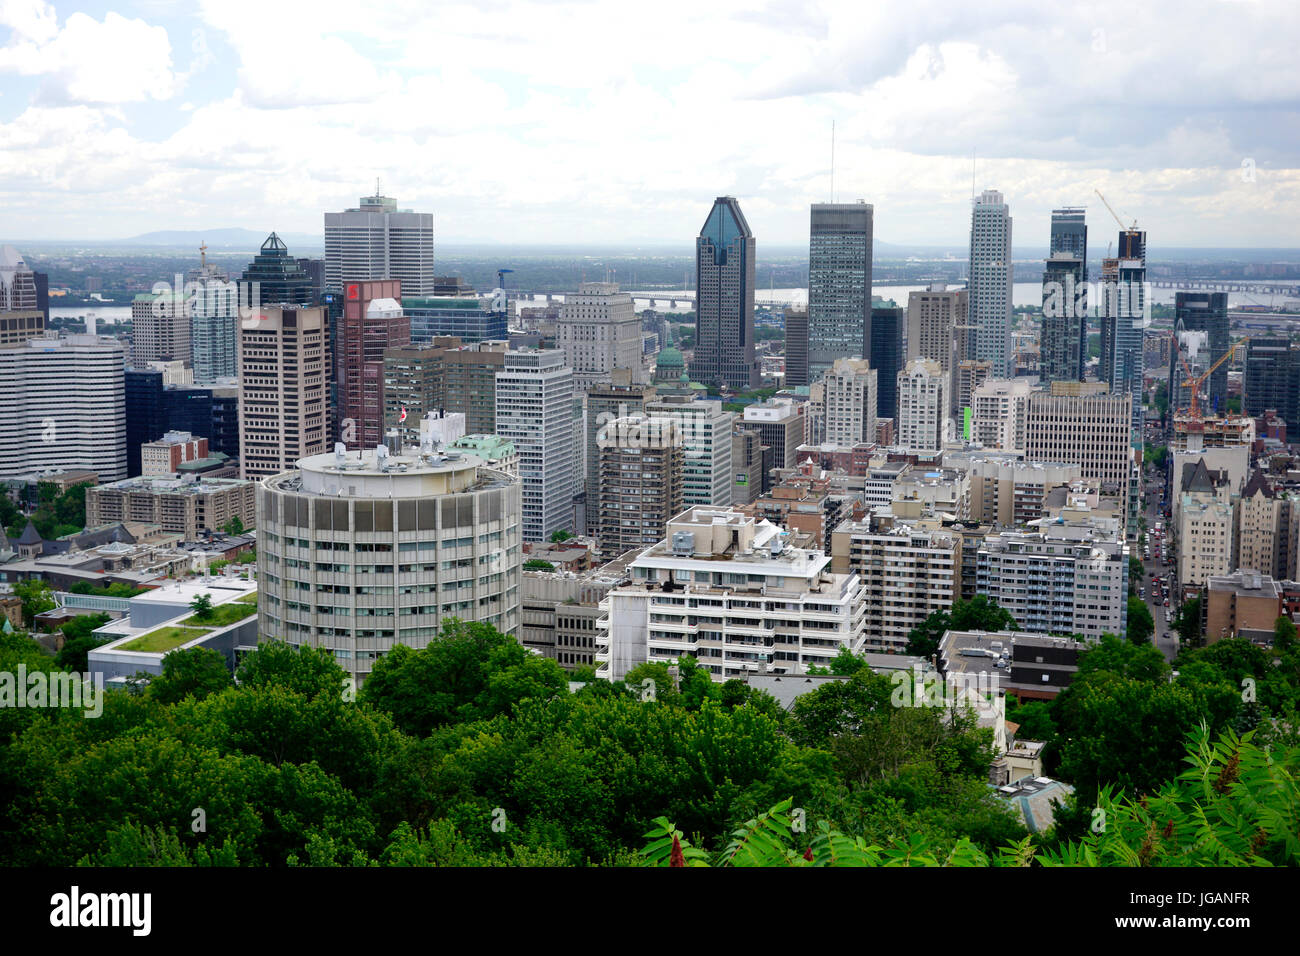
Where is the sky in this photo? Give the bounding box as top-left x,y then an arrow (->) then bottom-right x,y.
0,0 -> 1297,248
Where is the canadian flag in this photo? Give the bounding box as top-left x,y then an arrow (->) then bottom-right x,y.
399,406 -> 408,423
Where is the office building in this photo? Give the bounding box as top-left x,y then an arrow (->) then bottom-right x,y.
1175,292 -> 1231,415
968,190 -> 1014,376
1205,572 -> 1283,645
1039,208 -> 1088,385
691,197 -> 759,390
240,233 -> 315,307
1025,384 -> 1132,508
337,279 -> 409,450
1243,338 -> 1298,426
404,297 -> 507,344
0,246 -> 45,348
808,202 -> 873,381
1098,228 -> 1147,443
897,358 -> 947,452
596,507 -> 867,681
971,378 -> 1032,452
522,564 -> 631,671
141,431 -> 208,477
324,190 -> 435,295
238,305 -> 328,480
131,291 -> 191,368
383,338 -> 507,443
732,425 -> 765,505
784,307 -> 809,387
256,443 -> 520,686
822,358 -> 878,447
870,300 -> 905,421
556,282 -> 643,389
644,394 -> 734,507
0,335 -> 127,481
595,415 -> 684,560
495,350 -> 578,541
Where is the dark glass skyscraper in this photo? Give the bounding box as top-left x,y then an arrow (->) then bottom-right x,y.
1175,292 -> 1230,415
690,197 -> 759,391
870,301 -> 904,421
1099,228 -> 1147,445
808,202 -> 872,381
241,233 -> 314,307
1039,208 -> 1087,384
1243,337 -> 1298,427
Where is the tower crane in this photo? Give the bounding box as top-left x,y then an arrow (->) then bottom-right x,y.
1175,337 -> 1248,419
1095,188 -> 1139,232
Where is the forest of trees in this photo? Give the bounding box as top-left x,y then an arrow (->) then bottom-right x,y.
0,618 -> 1295,867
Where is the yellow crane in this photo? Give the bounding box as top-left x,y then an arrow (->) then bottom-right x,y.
1176,338 -> 1248,419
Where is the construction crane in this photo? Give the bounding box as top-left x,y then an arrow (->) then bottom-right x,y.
1095,188 -> 1139,232
1176,337 -> 1248,419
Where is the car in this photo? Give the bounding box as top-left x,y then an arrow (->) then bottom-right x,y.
1164,599 -> 1170,607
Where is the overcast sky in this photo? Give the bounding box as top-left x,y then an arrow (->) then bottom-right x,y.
1,0 -> 1296,248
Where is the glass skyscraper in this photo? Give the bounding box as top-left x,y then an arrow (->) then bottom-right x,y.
1039,208 -> 1088,385
967,190 -> 1013,377
690,197 -> 759,391
808,202 -> 872,382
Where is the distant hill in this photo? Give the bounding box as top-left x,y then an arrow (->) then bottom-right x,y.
121,228 -> 322,251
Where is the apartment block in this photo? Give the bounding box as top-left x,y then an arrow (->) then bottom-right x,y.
87,476 -> 256,539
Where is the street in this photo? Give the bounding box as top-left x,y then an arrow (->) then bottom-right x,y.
1140,466 -> 1179,664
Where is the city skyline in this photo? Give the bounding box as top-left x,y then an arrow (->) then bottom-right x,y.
1,2 -> 1297,247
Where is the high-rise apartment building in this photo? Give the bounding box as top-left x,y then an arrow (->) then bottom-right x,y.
897,358 -> 947,452
783,307 -> 809,388
971,378 -> 1032,452
968,190 -> 1014,376
808,202 -> 873,381
595,416 -> 683,560
241,233 -> 315,307
1175,292 -> 1231,415
584,370 -> 656,501
188,251 -> 239,384
0,335 -> 127,481
1040,208 -> 1088,385
907,285 -> 969,417
1025,383 -> 1132,506
495,350 -> 578,541
597,507 -> 867,681
238,305 -> 328,480
1098,229 -> 1147,444
337,279 -> 408,450
325,190 -> 435,295
256,443 -> 520,686
741,398 -> 805,490
691,197 -> 759,390
955,360 -> 993,427
556,282 -> 642,389
644,394 -> 734,508
823,358 -> 878,447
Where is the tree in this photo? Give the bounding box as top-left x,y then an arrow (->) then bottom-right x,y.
12,579 -> 55,627
234,640 -> 349,701
147,647 -> 233,704
223,516 -> 245,536
523,559 -> 555,572
1128,557 -> 1144,595
190,593 -> 215,621
55,612 -> 111,671
950,595 -> 1016,633
1126,596 -> 1154,645
1274,615 -> 1297,654
1173,596 -> 1202,646
549,529 -> 573,543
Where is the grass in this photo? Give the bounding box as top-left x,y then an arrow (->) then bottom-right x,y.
234,593 -> 258,605
120,626 -> 210,653
180,602 -> 258,627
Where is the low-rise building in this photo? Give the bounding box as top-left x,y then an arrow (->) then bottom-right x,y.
1204,571 -> 1283,645
86,476 -> 256,540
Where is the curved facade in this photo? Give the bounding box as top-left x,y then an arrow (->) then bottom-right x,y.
257,446 -> 521,683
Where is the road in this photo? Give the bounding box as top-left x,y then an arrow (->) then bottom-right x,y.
1138,467 -> 1179,663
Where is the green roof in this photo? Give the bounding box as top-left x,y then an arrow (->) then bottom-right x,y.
402,298 -> 484,310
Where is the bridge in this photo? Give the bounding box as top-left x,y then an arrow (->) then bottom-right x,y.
511,290 -> 805,309
1148,280 -> 1299,295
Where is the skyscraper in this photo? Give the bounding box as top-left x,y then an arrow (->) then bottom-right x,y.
241,233 -> 314,307
495,350 -> 578,541
325,190 -> 435,295
131,291 -> 191,368
238,305 -> 328,480
783,307 -> 809,388
1039,208 -> 1088,385
188,246 -> 239,383
1099,228 -> 1147,444
596,415 -> 683,560
555,282 -> 643,389
338,279 -> 408,450
691,197 -> 759,390
823,359 -> 878,446
907,285 -> 969,417
1175,292 -> 1230,415
870,300 -> 905,421
808,202 -> 873,381
1243,338 -> 1298,426
897,359 -> 947,453
967,190 -> 1014,377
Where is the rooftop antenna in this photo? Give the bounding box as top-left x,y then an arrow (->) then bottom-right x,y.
199,241 -> 207,269
971,148 -> 976,202
375,176 -> 381,197
830,119 -> 836,203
